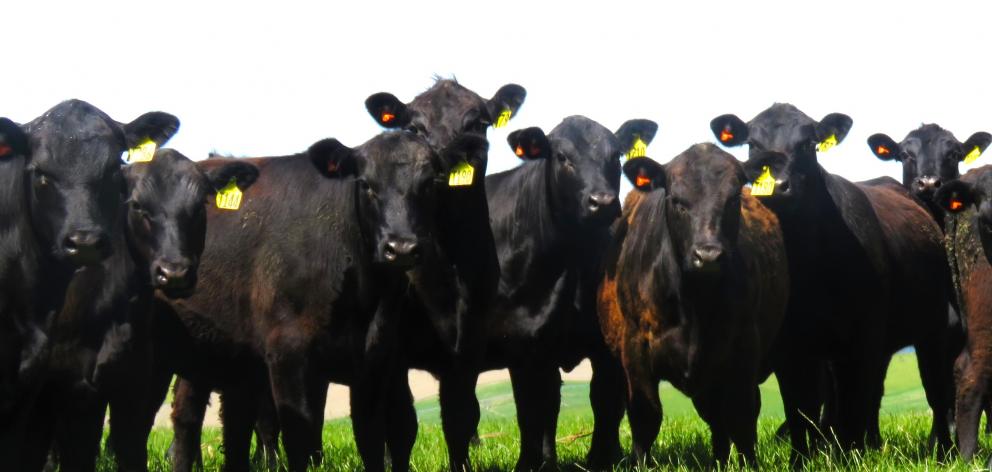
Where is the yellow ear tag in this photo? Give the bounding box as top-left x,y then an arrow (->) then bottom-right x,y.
127,139 -> 157,163
816,134 -> 838,153
964,145 -> 982,165
448,161 -> 475,187
493,108 -> 512,128
215,177 -> 243,210
750,166 -> 776,197
627,137 -> 648,159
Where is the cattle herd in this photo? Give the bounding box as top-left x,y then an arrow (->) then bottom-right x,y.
0,80 -> 991,472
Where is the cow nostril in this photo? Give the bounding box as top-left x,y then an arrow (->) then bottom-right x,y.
588,193 -> 617,212
155,266 -> 169,286
691,246 -> 723,268
778,180 -> 790,193
384,240 -> 419,262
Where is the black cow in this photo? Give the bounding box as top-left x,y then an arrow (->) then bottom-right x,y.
934,167 -> 992,463
868,124 -> 991,220
711,104 -> 951,461
481,115 -> 656,470
0,101 -> 180,470
150,132 -> 489,472
598,145 -> 788,466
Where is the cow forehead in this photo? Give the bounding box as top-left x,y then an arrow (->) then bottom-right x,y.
409,80 -> 487,118
749,104 -> 816,144
550,116 -> 619,159
904,125 -> 958,152
361,134 -> 434,171
668,145 -> 742,195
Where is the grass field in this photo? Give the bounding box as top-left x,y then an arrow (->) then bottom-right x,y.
96,353 -> 992,471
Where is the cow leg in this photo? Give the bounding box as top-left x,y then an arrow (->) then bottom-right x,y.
724,382 -> 760,467
268,354 -> 326,472
692,389 -> 730,465
252,389 -> 281,471
53,393 -> 106,472
864,355 -> 889,449
625,361 -> 661,463
170,377 -> 210,472
438,369 -> 481,472
916,337 -> 955,452
956,349 -> 988,462
219,388 -> 258,472
509,362 -> 560,471
586,353 -> 625,470
776,358 -> 822,466
350,377 -> 388,472
833,355 -> 884,451
108,366 -> 173,472
19,390 -> 58,472
385,369 -> 417,472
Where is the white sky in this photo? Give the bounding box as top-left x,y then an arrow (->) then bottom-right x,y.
5,1 -> 991,195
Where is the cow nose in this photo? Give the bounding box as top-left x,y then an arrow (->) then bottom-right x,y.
153,261 -> 191,287
588,192 -> 617,213
383,239 -> 420,266
914,176 -> 941,193
690,245 -> 723,270
63,231 -> 107,265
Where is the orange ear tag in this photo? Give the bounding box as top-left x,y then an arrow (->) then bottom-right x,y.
720,129 -> 734,143
381,112 -> 395,124
515,145 -> 525,157
950,199 -> 964,211
635,173 -> 651,188
876,145 -> 890,156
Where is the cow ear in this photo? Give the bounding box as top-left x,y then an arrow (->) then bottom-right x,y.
623,157 -> 665,192
365,92 -> 411,129
935,179 -> 976,213
710,114 -> 748,147
440,134 -> 489,175
487,84 -> 526,128
123,112 -> 180,148
742,151 -> 788,183
961,132 -> 992,163
309,138 -> 357,178
815,113 -> 853,149
615,119 -> 658,159
203,161 -> 260,195
507,127 -> 550,160
0,118 -> 28,159
867,133 -> 902,161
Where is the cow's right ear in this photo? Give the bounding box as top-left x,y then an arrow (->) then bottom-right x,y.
867,133 -> 902,161
935,179 -> 976,214
365,93 -> 411,129
308,138 -> 357,178
0,118 -> 28,159
710,114 -> 748,147
622,157 -> 665,192
204,161 -> 260,195
507,127 -> 550,160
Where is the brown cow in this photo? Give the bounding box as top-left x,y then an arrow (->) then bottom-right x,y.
598,144 -> 788,466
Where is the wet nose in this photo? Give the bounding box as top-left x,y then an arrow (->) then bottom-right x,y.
63,230 -> 107,265
690,244 -> 724,270
383,238 -> 420,266
153,260 -> 191,287
914,176 -> 941,193
588,192 -> 617,212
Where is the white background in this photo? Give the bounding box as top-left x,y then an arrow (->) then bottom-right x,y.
4,1 -> 990,195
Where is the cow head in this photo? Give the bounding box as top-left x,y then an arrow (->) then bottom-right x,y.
366,79 -> 526,152
309,132 -> 488,269
124,150 -> 258,298
624,144 -> 745,277
868,125 -> 991,204
508,116 -> 657,226
710,104 -> 852,213
19,100 -> 179,267
935,166 -> 992,260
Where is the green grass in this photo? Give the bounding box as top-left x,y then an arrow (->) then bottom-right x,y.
96,353 -> 992,471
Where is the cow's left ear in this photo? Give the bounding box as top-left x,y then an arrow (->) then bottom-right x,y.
439,134 -> 489,175
309,138 -> 358,178
935,179 -> 976,213
814,113 -> 853,151
0,118 -> 28,159
365,92 -> 412,129
203,161 -> 260,195
710,114 -> 748,147
623,157 -> 665,192
123,112 -> 181,148
615,119 -> 658,159
507,127 -> 550,160
961,132 -> 992,163
867,133 -> 902,161
487,84 -> 526,128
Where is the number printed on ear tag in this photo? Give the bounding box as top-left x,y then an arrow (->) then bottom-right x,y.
817,134 -> 838,153
127,139 -> 157,163
448,161 -> 475,187
750,166 -> 776,197
215,177 -> 243,210
964,145 -> 982,164
627,137 -> 647,159
493,109 -> 512,129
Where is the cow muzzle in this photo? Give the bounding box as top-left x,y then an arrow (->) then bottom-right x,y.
152,259 -> 196,298
913,175 -> 941,196
381,238 -> 421,268
688,244 -> 723,273
63,230 -> 109,266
